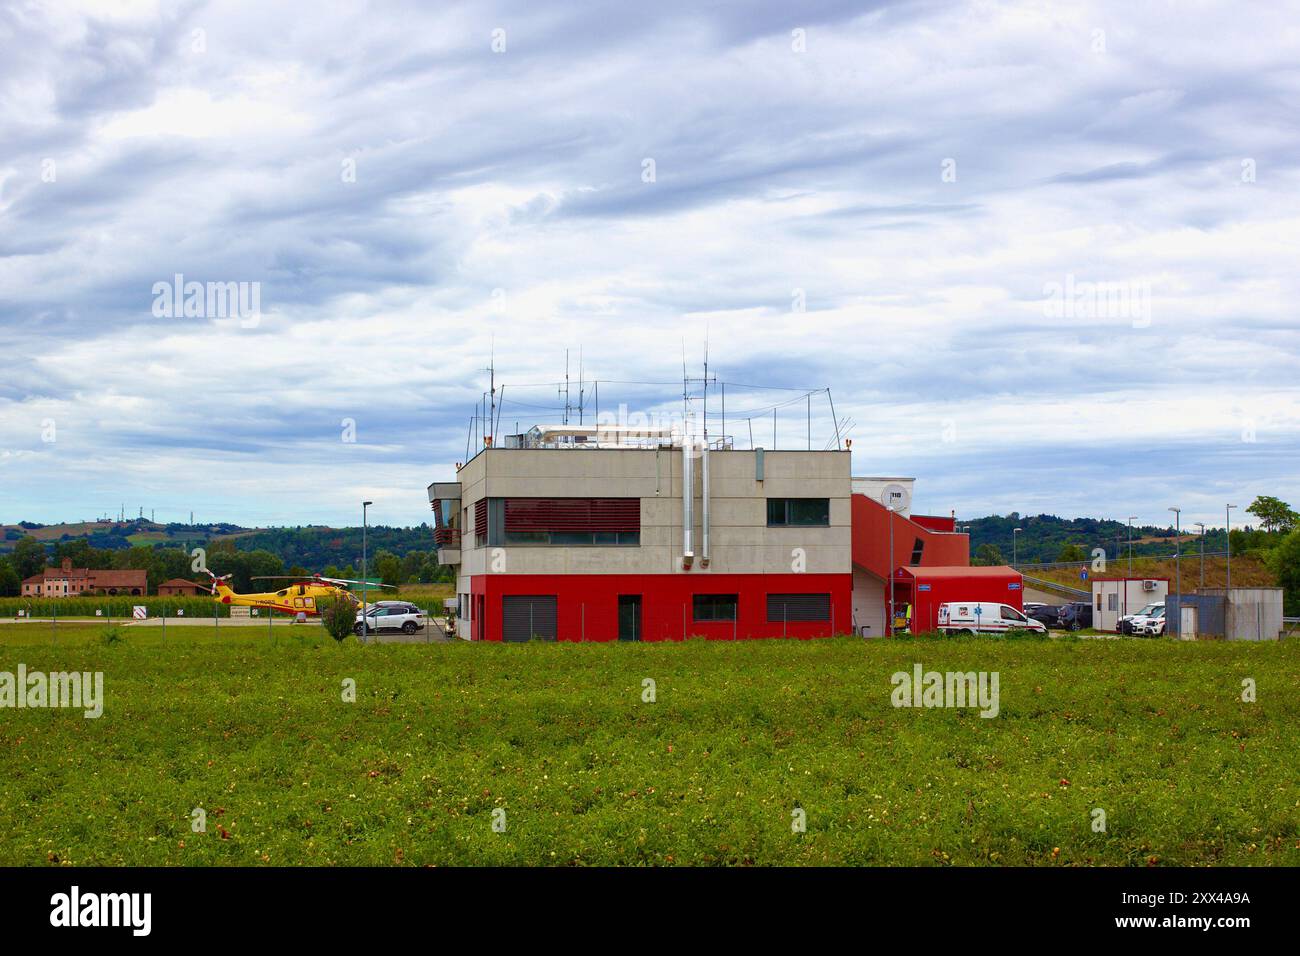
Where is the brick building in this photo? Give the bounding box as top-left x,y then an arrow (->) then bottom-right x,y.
20,558 -> 148,596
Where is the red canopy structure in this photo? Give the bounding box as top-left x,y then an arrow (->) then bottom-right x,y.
891,565 -> 1024,633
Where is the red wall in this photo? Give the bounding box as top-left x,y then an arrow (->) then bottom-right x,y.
898,571 -> 1024,633
851,495 -> 969,579
909,513 -> 956,533
469,573 -> 852,642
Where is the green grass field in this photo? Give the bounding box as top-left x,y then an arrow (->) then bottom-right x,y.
1,624 -> 1296,866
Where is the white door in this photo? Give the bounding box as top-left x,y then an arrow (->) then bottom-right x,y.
1180,605 -> 1197,640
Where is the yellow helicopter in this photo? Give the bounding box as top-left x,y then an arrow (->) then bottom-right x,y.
201,570 -> 394,616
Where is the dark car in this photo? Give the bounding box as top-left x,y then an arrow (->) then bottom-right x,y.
1058,601 -> 1093,631
1026,604 -> 1062,627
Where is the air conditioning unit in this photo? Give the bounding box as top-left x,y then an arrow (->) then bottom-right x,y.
1142,580 -> 1157,591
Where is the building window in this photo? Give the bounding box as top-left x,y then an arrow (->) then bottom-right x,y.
909,538 -> 925,565
767,593 -> 831,622
766,498 -> 830,526
475,499 -> 488,547
493,498 -> 640,546
693,594 -> 738,622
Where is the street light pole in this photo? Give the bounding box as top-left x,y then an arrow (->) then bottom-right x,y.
1013,527 -> 1022,567
1194,522 -> 1205,587
362,500 -> 373,641
1225,504 -> 1237,591
1168,507 -> 1180,634
888,514 -> 894,637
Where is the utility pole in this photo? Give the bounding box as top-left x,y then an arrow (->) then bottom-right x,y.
1127,516 -> 1136,575
361,501 -> 373,641
1169,507 -> 1181,633
1226,504 -> 1237,590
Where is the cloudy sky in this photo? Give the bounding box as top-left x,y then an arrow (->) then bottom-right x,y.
2,0 -> 1298,532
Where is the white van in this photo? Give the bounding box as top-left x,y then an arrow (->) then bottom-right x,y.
938,602 -> 1047,635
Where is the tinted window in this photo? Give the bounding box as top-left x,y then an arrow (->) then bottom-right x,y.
767,498 -> 830,526
693,594 -> 738,622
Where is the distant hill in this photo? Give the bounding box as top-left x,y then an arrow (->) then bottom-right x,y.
0,519 -> 437,570
959,514 -> 1230,566
0,519 -> 253,552
1030,554 -> 1274,591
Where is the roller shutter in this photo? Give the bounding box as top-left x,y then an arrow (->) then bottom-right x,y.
504,498 -> 639,532
502,595 -> 558,642
767,593 -> 831,623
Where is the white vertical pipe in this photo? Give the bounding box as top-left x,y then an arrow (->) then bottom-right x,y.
682,433 -> 694,564
701,441 -> 711,567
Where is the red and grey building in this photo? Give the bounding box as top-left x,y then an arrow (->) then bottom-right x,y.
429,423 -> 1019,641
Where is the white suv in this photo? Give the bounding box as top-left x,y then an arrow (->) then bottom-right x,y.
354,602 -> 426,636
1119,602 -> 1163,635
1139,607 -> 1167,636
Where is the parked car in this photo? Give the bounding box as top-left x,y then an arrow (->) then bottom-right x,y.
1119,602 -> 1163,635
1026,604 -> 1062,627
1136,606 -> 1167,636
938,602 -> 1047,635
1058,601 -> 1093,631
354,602 -> 426,636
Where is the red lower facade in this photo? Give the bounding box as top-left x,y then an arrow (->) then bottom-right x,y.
890,567 -> 1024,633
468,573 -> 852,642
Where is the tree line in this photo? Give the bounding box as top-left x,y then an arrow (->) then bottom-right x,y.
0,532 -> 453,597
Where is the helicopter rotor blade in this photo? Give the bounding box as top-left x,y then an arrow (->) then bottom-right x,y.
318,576 -> 397,589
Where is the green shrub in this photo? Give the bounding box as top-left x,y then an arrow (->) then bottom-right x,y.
318,596 -> 357,642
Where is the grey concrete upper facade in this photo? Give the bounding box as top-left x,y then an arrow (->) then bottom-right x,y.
448,446 -> 851,579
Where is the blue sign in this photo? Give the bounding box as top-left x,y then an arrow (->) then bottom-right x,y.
1008,582 -> 1021,590
918,584 -> 931,592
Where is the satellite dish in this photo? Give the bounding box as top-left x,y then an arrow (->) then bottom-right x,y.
880,483 -> 911,514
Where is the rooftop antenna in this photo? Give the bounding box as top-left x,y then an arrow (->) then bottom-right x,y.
682,340 -> 688,422
682,339 -> 717,445
703,331 -> 709,442
560,349 -> 571,425
486,338 -> 496,446
827,387 -> 842,450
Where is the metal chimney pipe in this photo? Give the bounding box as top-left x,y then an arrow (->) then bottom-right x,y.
701,440 -> 711,567
682,432 -> 694,566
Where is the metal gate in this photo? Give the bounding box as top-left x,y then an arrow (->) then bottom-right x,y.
502,595 -> 557,642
